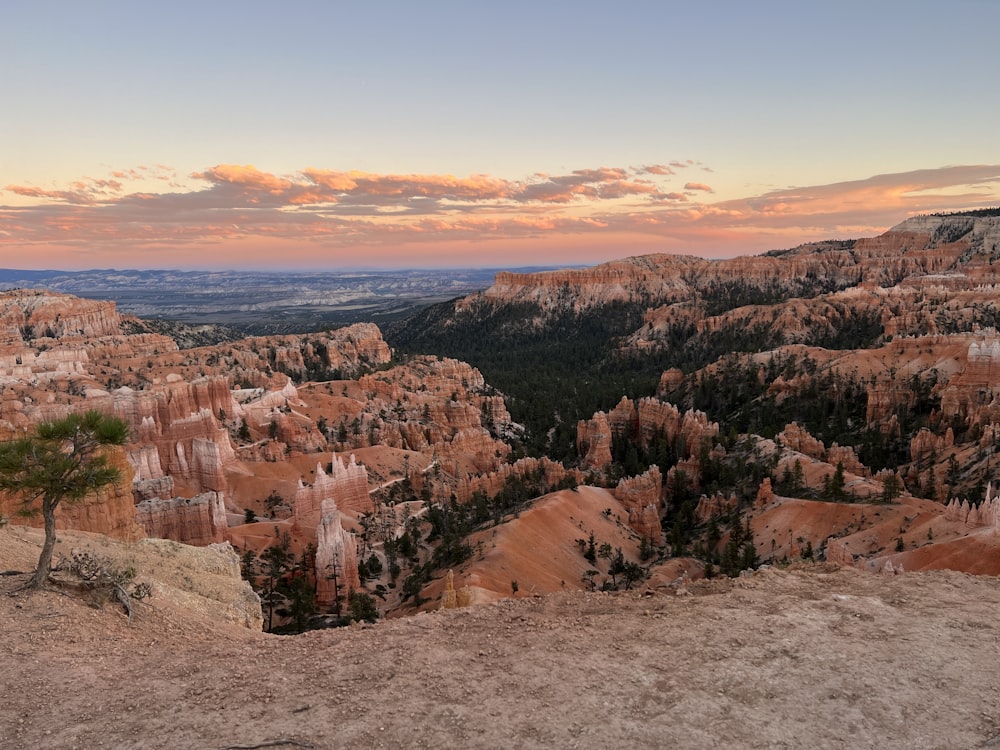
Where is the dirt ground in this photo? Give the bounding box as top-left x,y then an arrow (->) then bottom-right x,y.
2,526 -> 1000,750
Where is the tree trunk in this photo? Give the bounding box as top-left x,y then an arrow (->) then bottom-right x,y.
28,498 -> 57,589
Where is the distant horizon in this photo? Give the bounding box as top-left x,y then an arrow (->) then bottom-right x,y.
0,263 -> 588,276
3,4 -> 999,270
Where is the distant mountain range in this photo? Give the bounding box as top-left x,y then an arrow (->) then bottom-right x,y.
0,266 -> 568,333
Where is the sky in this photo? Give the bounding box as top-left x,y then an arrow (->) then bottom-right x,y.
2,1 -> 999,271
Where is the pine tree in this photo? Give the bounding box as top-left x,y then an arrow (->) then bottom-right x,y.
0,411 -> 129,589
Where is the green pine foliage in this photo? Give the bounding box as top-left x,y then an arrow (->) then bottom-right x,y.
0,410 -> 129,589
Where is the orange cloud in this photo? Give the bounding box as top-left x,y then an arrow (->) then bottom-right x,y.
639,164 -> 675,176
4,185 -> 99,205
2,162 -> 998,268
194,164 -> 294,194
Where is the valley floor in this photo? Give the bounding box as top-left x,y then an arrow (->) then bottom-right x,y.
2,526 -> 1000,749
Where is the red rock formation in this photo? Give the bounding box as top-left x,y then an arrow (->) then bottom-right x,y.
755,478 -> 775,508
126,444 -> 176,501
940,338 -> 1000,429
314,499 -> 360,607
439,569 -> 459,609
576,412 -> 613,469
659,368 -> 684,393
454,457 -> 576,505
436,428 -> 511,475
343,356 -> 516,475
294,453 -> 372,529
70,378 -> 243,500
577,397 -> 718,471
694,492 -> 738,523
827,444 -> 866,477
778,422 -> 827,460
613,466 -> 663,543
142,412 -> 234,495
0,289 -> 128,344
268,410 -> 326,454
360,357 -> 484,400
464,258 -> 699,311
825,537 -> 856,567
136,323 -> 391,384
458,216 -> 999,324
866,376 -> 918,428
944,484 -> 1000,529
134,491 -> 228,545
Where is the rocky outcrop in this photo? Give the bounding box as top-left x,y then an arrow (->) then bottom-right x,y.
438,569 -> 473,609
435,427 -> 511,475
865,376 -> 918,429
694,492 -> 738,523
126,444 -> 177,501
265,410 -> 326,454
0,289 -> 128,344
944,484 -> 1000,529
85,379 -> 240,497
658,368 -> 684,394
910,427 -> 951,465
454,457 -> 577,505
167,425 -> 234,494
314,498 -> 360,607
134,491 -> 228,545
464,258 -> 699,312
826,444 -> 866,477
755,477 -> 775,508
108,377 -> 238,433
294,454 -> 372,529
613,466 -> 663,543
339,356 -> 516,475
577,397 -> 718,471
939,337 -> 1000,429
459,216 -> 1000,320
576,412 -> 613,469
776,423 -> 865,476
137,323 -> 391,384
778,422 -> 827,460
825,537 -> 855,567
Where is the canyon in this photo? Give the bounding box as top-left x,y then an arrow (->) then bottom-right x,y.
2,211 -> 1000,629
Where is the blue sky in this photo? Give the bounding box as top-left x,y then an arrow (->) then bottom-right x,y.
2,1 -> 998,269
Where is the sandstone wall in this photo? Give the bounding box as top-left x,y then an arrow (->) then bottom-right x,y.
294,453 -> 372,529
134,491 -> 228,546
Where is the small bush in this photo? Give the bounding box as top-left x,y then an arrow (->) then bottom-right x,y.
67,551 -> 152,623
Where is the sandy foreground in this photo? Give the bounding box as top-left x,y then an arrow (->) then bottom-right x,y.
2,525 -> 1000,750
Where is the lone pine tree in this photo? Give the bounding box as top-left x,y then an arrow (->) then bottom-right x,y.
0,410 -> 129,589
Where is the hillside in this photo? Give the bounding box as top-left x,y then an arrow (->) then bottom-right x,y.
2,525 -> 999,749
388,212 -> 1000,484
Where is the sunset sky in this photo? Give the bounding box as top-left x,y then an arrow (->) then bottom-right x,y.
2,1 -> 999,271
